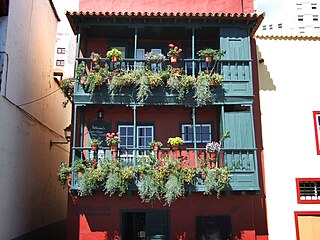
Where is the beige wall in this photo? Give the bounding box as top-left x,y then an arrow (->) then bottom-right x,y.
0,0 -> 71,239
257,36 -> 320,239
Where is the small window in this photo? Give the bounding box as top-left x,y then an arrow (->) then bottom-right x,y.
313,111 -> 320,154
313,15 -> 318,21
56,60 -> 65,66
181,123 -> 212,144
118,125 -> 154,156
278,23 -> 283,29
296,178 -> 320,203
298,15 -> 304,21
57,48 -> 65,54
269,24 -> 273,30
262,25 -> 266,30
312,3 -> 317,9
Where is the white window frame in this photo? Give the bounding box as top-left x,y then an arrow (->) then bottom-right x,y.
181,123 -> 212,144
118,125 -> 154,156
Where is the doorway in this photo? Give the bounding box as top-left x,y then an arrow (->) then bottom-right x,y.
121,210 -> 169,240
196,215 -> 232,240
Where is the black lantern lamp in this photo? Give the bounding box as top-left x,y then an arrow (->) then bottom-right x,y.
50,124 -> 72,147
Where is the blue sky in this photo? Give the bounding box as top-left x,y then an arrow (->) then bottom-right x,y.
255,0 -> 285,21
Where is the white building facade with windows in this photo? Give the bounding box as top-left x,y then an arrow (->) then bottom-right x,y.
256,35 -> 320,239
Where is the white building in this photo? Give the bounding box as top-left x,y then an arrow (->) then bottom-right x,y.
0,0 -> 71,239
256,0 -> 320,36
256,34 -> 320,239
53,0 -> 79,79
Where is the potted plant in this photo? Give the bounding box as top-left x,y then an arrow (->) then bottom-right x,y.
144,52 -> 166,64
106,132 -> 121,152
197,48 -> 226,63
206,130 -> 230,167
58,162 -> 72,188
167,43 -> 182,63
167,137 -> 184,150
90,52 -> 101,63
106,48 -> 123,63
90,138 -> 100,151
203,167 -> 231,198
149,140 -> 163,151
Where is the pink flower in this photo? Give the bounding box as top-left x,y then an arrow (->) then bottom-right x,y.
116,132 -> 120,136
169,43 -> 174,49
178,48 -> 182,53
106,133 -> 111,137
111,132 -> 115,137
174,46 -> 178,51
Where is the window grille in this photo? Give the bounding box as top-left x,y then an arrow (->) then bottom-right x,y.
298,180 -> 320,202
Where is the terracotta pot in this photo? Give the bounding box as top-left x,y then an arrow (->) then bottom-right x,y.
170,55 -> 178,63
171,144 -> 179,151
201,173 -> 206,180
111,56 -> 119,63
110,144 -> 118,152
205,55 -> 212,63
91,145 -> 98,151
153,144 -> 159,151
91,57 -> 99,63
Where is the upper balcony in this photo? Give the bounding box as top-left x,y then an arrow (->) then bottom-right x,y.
66,11 -> 264,106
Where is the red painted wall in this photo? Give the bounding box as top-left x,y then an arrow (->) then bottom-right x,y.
66,192 -> 268,239
82,105 -> 220,147
79,0 -> 254,14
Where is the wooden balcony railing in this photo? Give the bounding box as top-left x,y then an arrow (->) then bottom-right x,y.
71,146 -> 259,191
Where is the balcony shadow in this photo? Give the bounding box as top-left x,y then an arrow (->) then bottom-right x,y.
256,45 -> 276,91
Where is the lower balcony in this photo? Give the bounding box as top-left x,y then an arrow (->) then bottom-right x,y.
58,146 -> 259,205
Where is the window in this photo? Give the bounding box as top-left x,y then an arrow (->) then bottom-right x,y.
298,15 -> 304,21
313,111 -> 320,154
269,24 -> 273,30
181,123 -> 212,144
313,15 -> 319,21
56,60 -> 65,66
296,178 -> 320,203
278,23 -> 283,29
262,25 -> 266,30
57,47 -> 65,54
118,125 -> 153,155
312,3 -> 317,9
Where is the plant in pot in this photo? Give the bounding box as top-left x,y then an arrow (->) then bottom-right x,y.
149,140 -> 163,151
167,137 -> 184,150
74,158 -> 88,178
90,139 -> 100,151
76,61 -> 87,85
206,130 -> 230,168
197,48 -> 226,63
203,167 -> 231,198
90,52 -> 101,63
167,43 -> 182,64
144,51 -> 166,65
78,167 -> 107,196
106,132 -> 121,152
58,162 -> 72,188
106,48 -> 123,63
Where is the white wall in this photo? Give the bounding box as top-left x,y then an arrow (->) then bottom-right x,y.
0,0 -> 71,239
257,36 -> 320,239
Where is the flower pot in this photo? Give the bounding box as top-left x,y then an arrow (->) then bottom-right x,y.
111,56 -> 119,63
170,55 -> 178,63
91,145 -> 98,151
110,144 -> 118,152
171,144 -> 179,151
80,76 -> 86,85
201,173 -> 206,180
77,172 -> 83,178
205,55 -> 212,63
153,144 -> 160,151
91,57 -> 99,63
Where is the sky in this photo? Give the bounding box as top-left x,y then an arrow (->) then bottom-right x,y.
255,0 -> 286,22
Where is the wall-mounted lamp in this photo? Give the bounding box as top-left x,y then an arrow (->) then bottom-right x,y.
98,109 -> 104,119
50,124 -> 72,147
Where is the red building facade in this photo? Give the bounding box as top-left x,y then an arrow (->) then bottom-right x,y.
64,0 -> 268,239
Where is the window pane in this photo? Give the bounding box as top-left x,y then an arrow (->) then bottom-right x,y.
128,127 -> 133,135
146,127 -> 152,136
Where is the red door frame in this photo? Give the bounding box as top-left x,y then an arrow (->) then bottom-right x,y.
294,211 -> 320,240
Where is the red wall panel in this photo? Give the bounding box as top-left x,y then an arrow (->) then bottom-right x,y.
79,0 -> 254,14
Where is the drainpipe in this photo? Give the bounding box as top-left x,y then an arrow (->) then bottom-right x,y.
192,28 -> 195,76
133,105 -> 137,165
0,51 -> 9,98
134,27 -> 138,70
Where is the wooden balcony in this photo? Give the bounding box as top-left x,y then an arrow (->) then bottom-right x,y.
72,57 -> 253,106
71,146 -> 259,192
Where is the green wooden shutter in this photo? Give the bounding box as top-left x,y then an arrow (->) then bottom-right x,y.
220,106 -> 259,191
220,28 -> 252,96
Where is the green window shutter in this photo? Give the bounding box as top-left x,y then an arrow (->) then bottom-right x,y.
220,106 -> 259,191
219,28 -> 252,96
